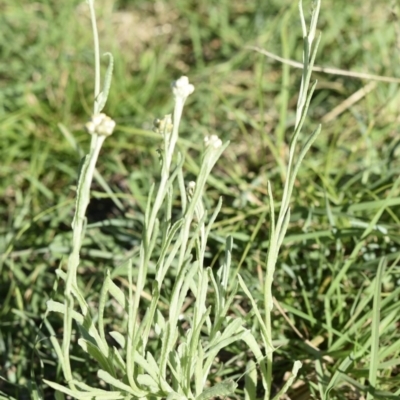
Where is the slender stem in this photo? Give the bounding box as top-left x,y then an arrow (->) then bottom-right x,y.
88,0 -> 101,113
262,2 -> 321,398
66,135 -> 105,289
62,135 -> 105,383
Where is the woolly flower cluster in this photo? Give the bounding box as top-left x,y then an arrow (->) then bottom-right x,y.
204,134 -> 222,149
85,113 -> 116,136
171,76 -> 195,101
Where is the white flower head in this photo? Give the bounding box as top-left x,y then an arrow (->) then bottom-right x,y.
85,113 -> 116,137
187,181 -> 196,197
171,76 -> 195,101
204,134 -> 222,149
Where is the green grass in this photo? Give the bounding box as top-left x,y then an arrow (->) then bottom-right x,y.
1,0 -> 400,399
